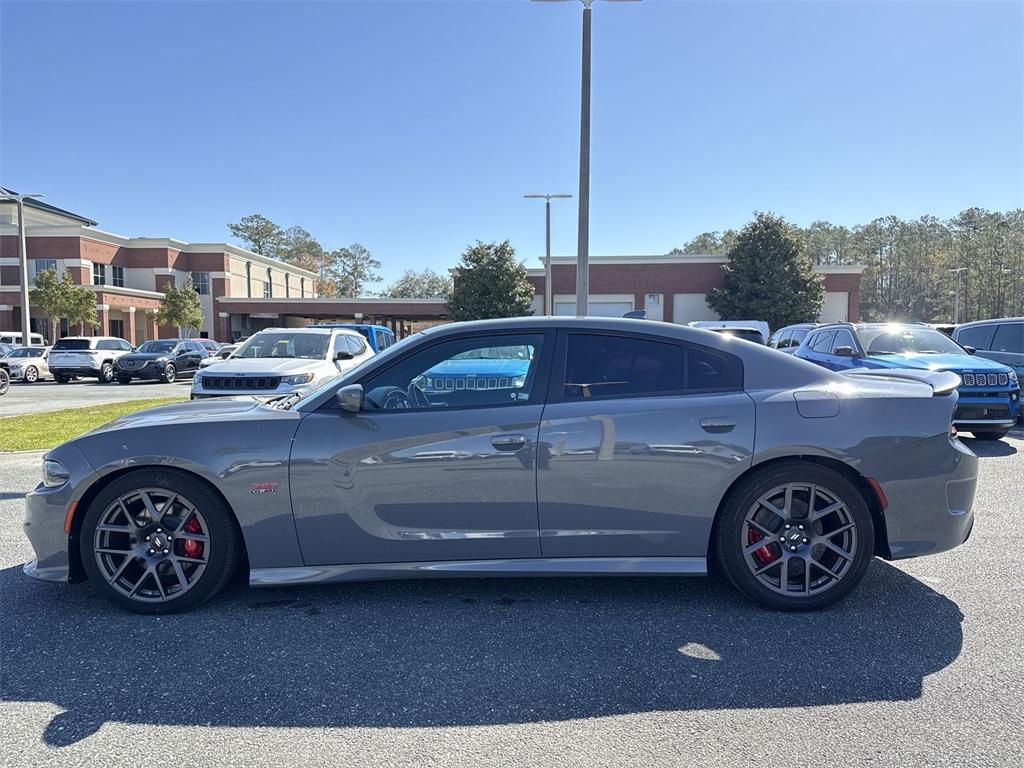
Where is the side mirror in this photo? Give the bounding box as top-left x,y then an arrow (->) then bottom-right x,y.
963,345 -> 976,355
335,350 -> 354,361
833,346 -> 856,358
336,383 -> 363,413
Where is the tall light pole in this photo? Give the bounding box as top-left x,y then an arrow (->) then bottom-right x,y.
0,190 -> 44,343
524,193 -> 572,314
949,267 -> 967,324
533,0 -> 640,316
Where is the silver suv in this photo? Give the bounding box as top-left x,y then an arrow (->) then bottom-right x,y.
48,336 -> 133,384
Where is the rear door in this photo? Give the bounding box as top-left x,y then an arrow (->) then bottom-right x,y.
536,330 -> 754,559
986,323 -> 1024,378
797,330 -> 836,368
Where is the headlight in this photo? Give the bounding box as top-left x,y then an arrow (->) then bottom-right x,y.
282,373 -> 315,385
1009,370 -> 1019,384
42,459 -> 70,488
512,375 -> 527,388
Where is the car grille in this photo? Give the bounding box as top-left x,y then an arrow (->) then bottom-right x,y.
961,372 -> 1009,387
201,375 -> 282,390
954,404 -> 1010,421
424,376 -> 513,391
119,360 -> 141,369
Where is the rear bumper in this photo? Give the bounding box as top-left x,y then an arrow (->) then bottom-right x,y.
50,366 -> 101,376
860,433 -> 978,560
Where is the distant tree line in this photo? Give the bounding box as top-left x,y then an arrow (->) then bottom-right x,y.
227,214 -> 451,299
672,208 -> 1024,323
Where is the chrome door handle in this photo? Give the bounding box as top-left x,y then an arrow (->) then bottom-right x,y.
491,434 -> 528,451
700,418 -> 736,433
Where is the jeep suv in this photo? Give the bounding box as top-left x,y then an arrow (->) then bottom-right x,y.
191,326 -> 374,399
48,336 -> 134,383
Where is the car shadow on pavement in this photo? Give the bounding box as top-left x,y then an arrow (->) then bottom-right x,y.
0,560 -> 962,747
960,437 -> 1018,457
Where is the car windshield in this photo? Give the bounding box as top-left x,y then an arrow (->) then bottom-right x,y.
234,332 -> 330,360
860,326 -> 965,355
138,341 -> 178,354
7,347 -> 46,358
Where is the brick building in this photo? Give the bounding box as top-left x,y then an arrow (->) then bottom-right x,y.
526,254 -> 864,323
0,192 -> 318,343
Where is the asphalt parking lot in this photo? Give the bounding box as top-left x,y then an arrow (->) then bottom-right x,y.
0,378 -> 191,417
0,433 -> 1022,767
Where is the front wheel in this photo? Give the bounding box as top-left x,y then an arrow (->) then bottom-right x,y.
970,429 -> 1009,441
714,462 -> 874,611
79,469 -> 242,614
24,365 -> 39,383
98,362 -> 114,383
161,363 -> 176,384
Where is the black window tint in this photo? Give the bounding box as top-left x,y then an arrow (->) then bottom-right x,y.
96,340 -> 113,351
563,334 -> 683,399
956,325 -> 996,350
809,330 -> 836,353
991,323 -> 1024,354
685,345 -> 741,391
363,334 -> 544,410
52,339 -> 91,351
830,329 -> 856,353
777,330 -> 793,349
791,329 -> 809,346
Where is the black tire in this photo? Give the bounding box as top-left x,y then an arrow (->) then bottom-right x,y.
0,370 -> 8,396
24,365 -> 39,383
116,375 -> 133,385
161,363 -> 176,384
714,462 -> 874,611
98,362 -> 114,383
54,373 -> 70,384
79,469 -> 242,614
970,429 -> 1009,441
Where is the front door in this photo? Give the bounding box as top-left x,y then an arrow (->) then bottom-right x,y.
537,331 -> 755,559
290,331 -> 552,566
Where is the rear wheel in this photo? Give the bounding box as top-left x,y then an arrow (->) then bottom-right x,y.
54,373 -> 70,384
79,469 -> 242,614
971,429 -> 1009,441
715,462 -> 874,611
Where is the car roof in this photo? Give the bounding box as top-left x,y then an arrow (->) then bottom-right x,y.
956,317 -> 1024,328
308,323 -> 394,332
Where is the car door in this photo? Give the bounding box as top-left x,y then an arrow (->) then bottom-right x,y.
797,330 -> 836,368
536,330 -> 754,559
289,331 -> 553,566
823,328 -> 860,370
986,323 -> 1024,377
179,342 -> 204,373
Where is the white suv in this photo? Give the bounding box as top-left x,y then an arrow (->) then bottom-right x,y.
191,327 -> 374,399
49,337 -> 134,383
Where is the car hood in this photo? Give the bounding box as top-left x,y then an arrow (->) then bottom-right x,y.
85,397 -> 289,436
199,358 -> 325,374
425,359 -> 530,376
865,352 -> 1012,373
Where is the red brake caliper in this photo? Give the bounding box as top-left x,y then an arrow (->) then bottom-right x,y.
747,528 -> 776,565
183,515 -> 204,559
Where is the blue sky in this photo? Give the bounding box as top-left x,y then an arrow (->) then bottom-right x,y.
2,0 -> 1022,288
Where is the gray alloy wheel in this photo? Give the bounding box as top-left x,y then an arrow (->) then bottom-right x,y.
0,370 -> 8,395
24,365 -> 38,383
80,470 -> 242,614
91,488 -> 211,603
98,362 -> 114,383
715,463 -> 874,611
162,363 -> 176,384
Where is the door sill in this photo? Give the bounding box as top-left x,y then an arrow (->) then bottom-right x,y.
250,557 -> 707,586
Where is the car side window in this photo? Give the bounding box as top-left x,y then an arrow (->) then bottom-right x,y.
830,329 -> 857,354
957,325 -> 996,350
363,334 -> 544,411
349,335 -> 368,355
778,330 -> 794,349
990,324 -> 1023,354
97,340 -> 114,351
118,340 -> 133,351
562,334 -> 682,400
791,329 -> 809,347
809,330 -> 836,353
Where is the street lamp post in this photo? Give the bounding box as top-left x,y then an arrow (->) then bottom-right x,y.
949,267 -> 967,324
533,0 -> 641,316
0,190 -> 45,343
524,193 -> 572,315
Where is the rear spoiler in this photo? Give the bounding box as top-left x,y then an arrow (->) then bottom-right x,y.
843,368 -> 960,396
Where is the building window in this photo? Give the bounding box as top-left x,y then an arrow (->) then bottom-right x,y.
191,271 -> 210,295
92,263 -> 106,285
34,259 -> 57,279
109,319 -> 124,339
262,281 -> 271,298
111,266 -> 125,288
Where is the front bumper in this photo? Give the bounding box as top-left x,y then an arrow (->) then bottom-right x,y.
860,433 -> 978,560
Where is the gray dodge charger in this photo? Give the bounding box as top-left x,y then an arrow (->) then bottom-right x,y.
23,317 -> 978,613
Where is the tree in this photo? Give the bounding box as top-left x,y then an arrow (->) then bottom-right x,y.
278,226 -> 338,297
227,214 -> 286,256
668,229 -> 738,256
449,240 -> 534,321
380,268 -> 452,299
65,283 -> 98,335
332,243 -> 381,297
707,213 -> 824,329
156,279 -> 204,335
30,269 -> 73,341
